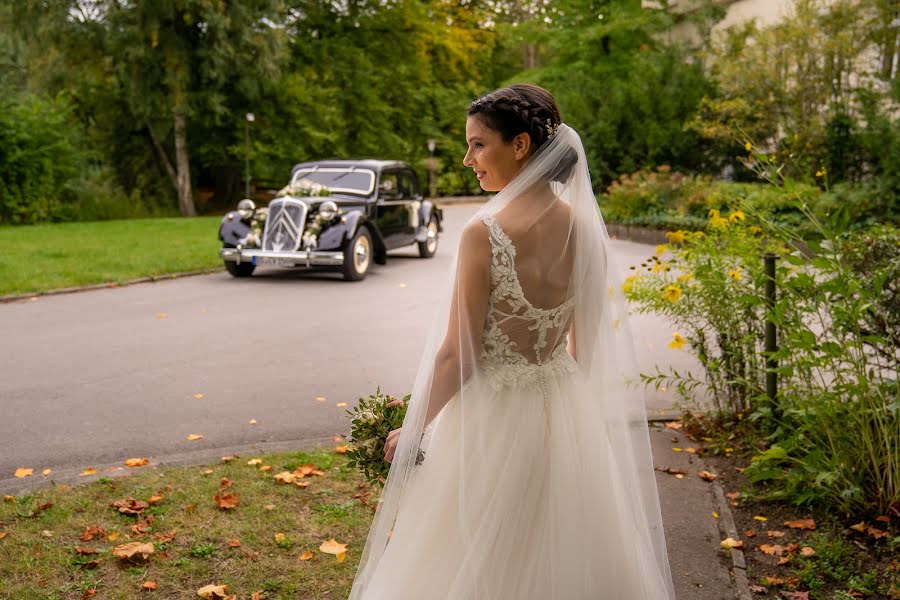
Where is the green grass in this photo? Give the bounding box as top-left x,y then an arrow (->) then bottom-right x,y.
0,448 -> 377,599
0,217 -> 224,296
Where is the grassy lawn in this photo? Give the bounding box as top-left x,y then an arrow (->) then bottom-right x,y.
0,448 -> 376,599
0,217 -> 224,297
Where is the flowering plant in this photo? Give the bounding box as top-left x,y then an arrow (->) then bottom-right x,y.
276,177 -> 332,199
344,387 -> 423,488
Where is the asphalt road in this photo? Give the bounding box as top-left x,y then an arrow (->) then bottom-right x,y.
1,203 -> 705,494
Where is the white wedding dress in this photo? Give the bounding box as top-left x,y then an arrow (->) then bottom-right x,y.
356,214 -> 674,599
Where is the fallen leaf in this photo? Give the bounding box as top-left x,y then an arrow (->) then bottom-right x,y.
333,436 -> 344,442
142,581 -> 158,590
110,497 -> 149,515
274,472 -> 296,484
196,584 -> 229,599
784,518 -> 816,530
251,592 -> 264,600
753,515 -> 768,522
42,468 -> 52,476
228,539 -> 241,548
247,458 -> 263,466
319,538 -> 348,562
800,546 -> 815,557
720,537 -> 744,549
148,494 -> 164,504
767,530 -> 785,538
112,541 -> 155,561
41,529 -> 53,537
74,546 -> 100,555
29,501 -> 54,517
298,549 -> 314,560
259,465 -> 272,472
758,543 -> 784,556
202,469 -> 214,475
214,491 -> 240,510
0,532 -> 7,540
80,526 -> 106,541
83,589 -> 97,598
698,470 -> 717,481
712,512 -> 719,519
749,584 -> 768,593
782,592 -> 809,600
335,444 -> 349,453
274,532 -> 286,543
15,468 -> 33,478
79,467 -> 97,476
187,434 -> 203,441
744,529 -> 757,538
221,456 -> 239,463
664,421 -> 683,429
125,458 -> 149,468
3,495 -> 14,502
866,525 -> 889,539
107,532 -> 120,542
154,530 -> 176,543
264,504 -> 275,510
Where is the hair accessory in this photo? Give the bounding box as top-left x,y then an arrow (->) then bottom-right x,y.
545,119 -> 560,140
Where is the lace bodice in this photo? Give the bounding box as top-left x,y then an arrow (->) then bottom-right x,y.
477,214 -> 578,391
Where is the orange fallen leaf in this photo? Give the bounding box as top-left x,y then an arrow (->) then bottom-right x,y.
42,468 -> 52,476
228,539 -> 241,548
110,497 -> 149,515
743,529 -> 757,537
319,538 -> 348,562
333,436 -> 344,442
214,491 -> 240,510
83,589 -> 97,598
259,465 -> 272,472
3,495 -> 14,502
196,584 -> 229,599
335,444 -> 349,453
148,494 -> 164,504
0,532 -> 8,540
125,458 -> 149,467
107,532 -> 120,542
251,592 -> 264,600
15,468 -> 33,478
298,549 -> 314,560
142,581 -> 158,590
758,543 -> 784,556
154,530 -> 176,543
767,530 -> 785,538
698,470 -> 717,481
720,537 -> 744,549
187,434 -> 203,441
79,467 -> 97,476
664,421 -> 683,429
247,458 -> 263,466
800,546 -> 815,557
221,455 -> 239,463
784,518 -> 815,530
112,541 -> 155,561
80,526 -> 105,541
248,419 -> 257,424
274,472 -> 296,484
274,532 -> 286,543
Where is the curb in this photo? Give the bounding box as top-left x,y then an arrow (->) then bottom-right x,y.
0,267 -> 223,304
711,475 -> 754,600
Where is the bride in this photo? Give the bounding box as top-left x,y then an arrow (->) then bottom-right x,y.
347,84 -> 677,600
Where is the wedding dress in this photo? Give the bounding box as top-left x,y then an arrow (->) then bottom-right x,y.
348,124 -> 676,600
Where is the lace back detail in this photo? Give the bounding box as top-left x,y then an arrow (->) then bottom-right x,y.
477,214 -> 577,390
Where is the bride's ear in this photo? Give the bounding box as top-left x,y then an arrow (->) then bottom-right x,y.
512,131 -> 533,161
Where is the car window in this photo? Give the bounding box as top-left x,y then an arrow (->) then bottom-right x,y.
396,171 -> 415,199
380,172 -> 401,199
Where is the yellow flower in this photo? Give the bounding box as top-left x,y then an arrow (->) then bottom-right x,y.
655,244 -> 667,257
622,274 -> 638,294
652,261 -> 668,273
728,269 -> 743,281
815,170 -> 823,178
663,285 -> 682,302
668,332 -> 686,350
744,141 -> 752,151
709,216 -> 729,230
677,272 -> 693,283
708,208 -> 720,219
728,210 -> 745,223
749,225 -> 761,234
665,230 -> 686,244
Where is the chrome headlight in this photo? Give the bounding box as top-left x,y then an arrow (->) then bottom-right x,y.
237,198 -> 256,220
318,200 -> 339,220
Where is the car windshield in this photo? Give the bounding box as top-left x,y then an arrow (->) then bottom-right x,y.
290,168 -> 375,196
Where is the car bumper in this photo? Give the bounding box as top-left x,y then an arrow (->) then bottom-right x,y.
220,247 -> 345,267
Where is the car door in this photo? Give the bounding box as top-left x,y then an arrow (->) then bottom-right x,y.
375,170 -> 414,249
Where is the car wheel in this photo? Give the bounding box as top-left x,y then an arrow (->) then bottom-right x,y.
223,244 -> 255,278
417,215 -> 439,258
342,227 -> 373,281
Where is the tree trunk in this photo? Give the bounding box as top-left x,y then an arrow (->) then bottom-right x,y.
173,110 -> 196,217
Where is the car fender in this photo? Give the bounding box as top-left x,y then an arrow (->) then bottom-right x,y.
414,201 -> 443,242
219,213 -> 251,246
317,209 -> 388,264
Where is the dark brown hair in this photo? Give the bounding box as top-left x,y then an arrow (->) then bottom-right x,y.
467,83 -> 561,150
468,83 -> 575,183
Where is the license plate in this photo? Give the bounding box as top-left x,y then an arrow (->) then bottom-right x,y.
254,256 -> 296,267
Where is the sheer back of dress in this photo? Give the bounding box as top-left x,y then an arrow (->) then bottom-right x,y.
479,211 -> 575,367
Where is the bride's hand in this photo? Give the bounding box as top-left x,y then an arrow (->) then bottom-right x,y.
384,427 -> 402,463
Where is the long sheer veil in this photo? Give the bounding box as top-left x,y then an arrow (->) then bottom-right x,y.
348,123 -> 676,599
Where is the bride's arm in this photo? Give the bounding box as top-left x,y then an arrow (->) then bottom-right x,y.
422,221 -> 491,429
566,319 -> 576,360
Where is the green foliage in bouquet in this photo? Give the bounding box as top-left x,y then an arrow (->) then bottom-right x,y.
344,387 -> 423,488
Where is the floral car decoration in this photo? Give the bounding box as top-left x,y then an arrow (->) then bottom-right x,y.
218,160 -> 443,281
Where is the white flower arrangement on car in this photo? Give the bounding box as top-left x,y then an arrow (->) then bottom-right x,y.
344,387 -> 426,487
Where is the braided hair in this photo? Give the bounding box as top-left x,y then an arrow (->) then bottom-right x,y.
468,83 -> 575,184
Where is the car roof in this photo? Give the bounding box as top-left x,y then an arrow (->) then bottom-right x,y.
290,159 -> 410,175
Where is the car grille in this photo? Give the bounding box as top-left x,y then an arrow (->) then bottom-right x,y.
262,198 -> 308,252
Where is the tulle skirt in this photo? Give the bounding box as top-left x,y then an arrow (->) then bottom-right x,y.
357,360 -> 673,600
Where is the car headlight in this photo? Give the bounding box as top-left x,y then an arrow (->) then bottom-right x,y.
237,198 -> 256,220
318,200 -> 339,220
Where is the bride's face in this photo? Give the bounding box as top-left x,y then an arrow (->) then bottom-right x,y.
463,116 -> 533,192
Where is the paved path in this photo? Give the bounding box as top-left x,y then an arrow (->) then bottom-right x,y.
1,204 -> 705,493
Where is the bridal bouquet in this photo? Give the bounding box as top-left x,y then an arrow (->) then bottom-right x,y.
345,387 -> 423,487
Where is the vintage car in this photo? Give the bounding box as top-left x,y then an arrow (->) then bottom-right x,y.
218,159 -> 443,281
